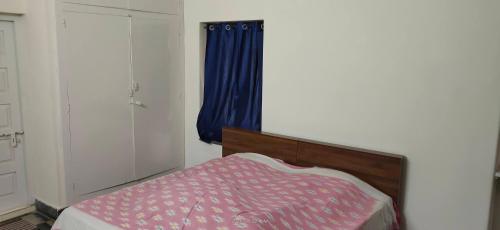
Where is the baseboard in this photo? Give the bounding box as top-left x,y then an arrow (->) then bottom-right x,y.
34,200 -> 63,220
0,205 -> 36,222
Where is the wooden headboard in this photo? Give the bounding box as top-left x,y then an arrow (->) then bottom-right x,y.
222,127 -> 406,207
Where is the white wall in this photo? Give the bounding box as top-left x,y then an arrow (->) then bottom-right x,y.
14,0 -> 65,208
0,0 -> 26,14
184,0 -> 500,229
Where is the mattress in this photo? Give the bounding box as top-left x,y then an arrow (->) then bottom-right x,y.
53,153 -> 397,230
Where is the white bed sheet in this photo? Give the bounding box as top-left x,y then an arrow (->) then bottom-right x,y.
53,153 -> 396,230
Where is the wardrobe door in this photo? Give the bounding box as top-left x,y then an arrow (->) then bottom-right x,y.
63,11 -> 134,196
128,0 -> 179,14
131,14 -> 183,179
62,0 -> 128,9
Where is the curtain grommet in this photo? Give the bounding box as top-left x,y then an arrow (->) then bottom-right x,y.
242,24 -> 248,30
208,25 -> 215,31
225,24 -> 231,31
261,24 -> 264,30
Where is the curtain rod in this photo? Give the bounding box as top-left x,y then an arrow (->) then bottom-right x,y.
203,22 -> 264,30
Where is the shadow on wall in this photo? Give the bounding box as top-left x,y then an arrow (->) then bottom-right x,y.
491,126 -> 500,230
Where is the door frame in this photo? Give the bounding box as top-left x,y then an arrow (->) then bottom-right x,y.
0,14 -> 32,213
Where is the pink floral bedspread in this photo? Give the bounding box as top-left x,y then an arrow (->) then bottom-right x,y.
74,155 -> 378,229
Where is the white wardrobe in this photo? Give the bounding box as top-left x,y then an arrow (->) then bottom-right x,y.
53,0 -> 184,204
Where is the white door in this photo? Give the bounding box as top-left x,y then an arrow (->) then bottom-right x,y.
63,11 -> 134,196
0,21 -> 28,214
131,14 -> 183,179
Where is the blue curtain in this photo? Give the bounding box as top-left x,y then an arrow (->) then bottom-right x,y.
197,21 -> 263,143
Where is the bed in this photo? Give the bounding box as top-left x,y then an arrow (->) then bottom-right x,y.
53,128 -> 406,230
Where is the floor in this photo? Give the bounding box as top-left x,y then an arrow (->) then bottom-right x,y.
0,213 -> 53,230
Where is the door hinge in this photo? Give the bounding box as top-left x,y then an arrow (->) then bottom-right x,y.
62,19 -> 67,29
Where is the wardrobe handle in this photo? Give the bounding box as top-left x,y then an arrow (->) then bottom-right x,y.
129,99 -> 144,107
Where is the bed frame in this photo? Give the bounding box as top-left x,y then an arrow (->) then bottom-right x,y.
222,127 -> 406,208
